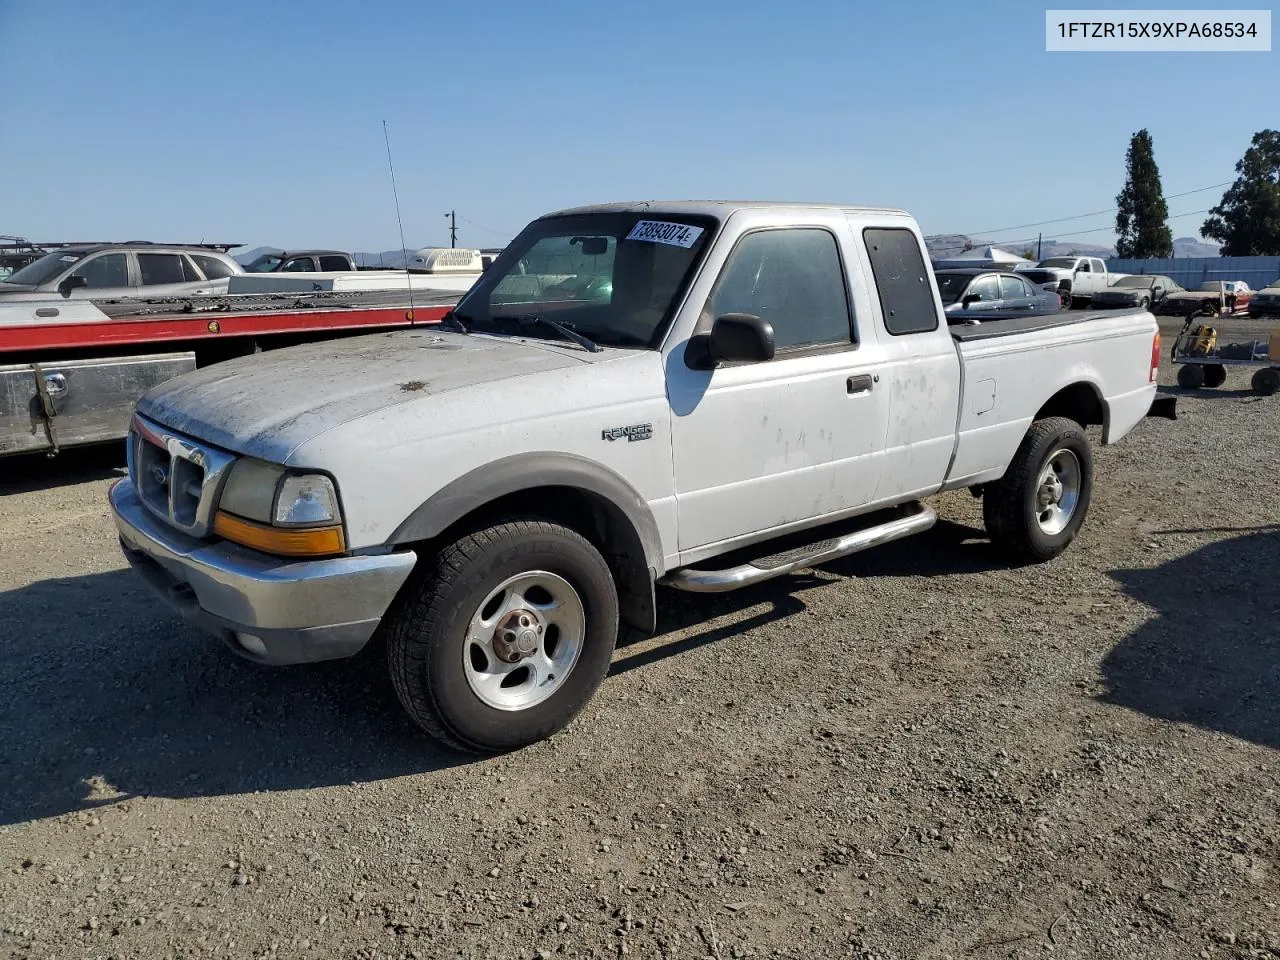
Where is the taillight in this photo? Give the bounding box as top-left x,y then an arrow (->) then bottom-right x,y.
1150,332 -> 1161,382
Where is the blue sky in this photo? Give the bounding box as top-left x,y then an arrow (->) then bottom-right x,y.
0,0 -> 1272,252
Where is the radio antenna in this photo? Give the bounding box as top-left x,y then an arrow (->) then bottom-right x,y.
382,120 -> 417,320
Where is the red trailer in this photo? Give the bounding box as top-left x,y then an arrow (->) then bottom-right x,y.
0,289 -> 456,457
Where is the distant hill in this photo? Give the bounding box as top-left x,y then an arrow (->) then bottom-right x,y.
925,234 -> 1221,261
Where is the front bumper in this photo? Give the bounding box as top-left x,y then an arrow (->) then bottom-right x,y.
110,478 -> 416,665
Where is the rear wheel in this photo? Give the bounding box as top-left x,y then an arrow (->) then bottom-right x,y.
1252,367 -> 1280,397
1203,364 -> 1227,389
1177,364 -> 1206,389
984,417 -> 1093,563
386,520 -> 619,753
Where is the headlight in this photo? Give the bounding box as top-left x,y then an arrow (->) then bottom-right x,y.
274,474 -> 340,526
218,458 -> 284,523
213,460 -> 345,557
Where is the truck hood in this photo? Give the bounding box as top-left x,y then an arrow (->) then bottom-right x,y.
136,329 -> 595,461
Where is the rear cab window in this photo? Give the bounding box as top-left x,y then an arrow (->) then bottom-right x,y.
318,255 -> 350,271
862,228 -> 938,335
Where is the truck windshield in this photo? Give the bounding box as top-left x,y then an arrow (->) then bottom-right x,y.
4,251 -> 83,286
452,212 -> 717,348
245,254 -> 285,272
1037,258 -> 1079,268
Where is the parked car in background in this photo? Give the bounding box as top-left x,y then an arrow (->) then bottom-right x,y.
0,243 -> 243,299
243,250 -> 359,273
1158,280 -> 1253,316
1091,274 -> 1183,311
934,268 -> 1062,319
1248,283 -> 1280,318
1014,256 -> 1118,308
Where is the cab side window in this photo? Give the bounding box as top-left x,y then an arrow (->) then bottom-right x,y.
999,275 -> 1031,299
192,255 -> 235,279
705,228 -> 853,352
282,258 -> 315,272
70,253 -> 129,288
318,255 -> 350,271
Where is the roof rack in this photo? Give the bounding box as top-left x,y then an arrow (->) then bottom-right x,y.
0,239 -> 243,252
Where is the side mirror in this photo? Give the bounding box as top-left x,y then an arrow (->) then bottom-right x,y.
686,313 -> 776,368
58,275 -> 88,296
962,293 -> 981,307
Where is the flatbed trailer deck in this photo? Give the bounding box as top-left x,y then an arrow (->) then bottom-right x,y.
1,289 -> 458,457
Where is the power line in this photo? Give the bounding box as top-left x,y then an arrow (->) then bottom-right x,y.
971,208 -> 1213,250
457,214 -> 516,239
958,181 -> 1231,238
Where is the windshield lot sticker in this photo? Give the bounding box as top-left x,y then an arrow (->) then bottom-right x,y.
626,221 -> 704,248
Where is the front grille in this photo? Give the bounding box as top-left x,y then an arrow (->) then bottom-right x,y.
128,414 -> 237,537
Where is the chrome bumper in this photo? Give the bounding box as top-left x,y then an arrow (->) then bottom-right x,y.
109,478 -> 416,665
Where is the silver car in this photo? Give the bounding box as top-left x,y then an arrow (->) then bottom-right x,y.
0,243 -> 243,299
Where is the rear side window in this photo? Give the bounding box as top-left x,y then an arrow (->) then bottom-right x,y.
999,275 -> 1031,299
706,228 -> 852,351
192,254 -> 235,279
138,253 -> 186,285
863,228 -> 937,335
318,255 -> 349,271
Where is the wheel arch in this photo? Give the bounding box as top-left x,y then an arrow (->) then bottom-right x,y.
1034,380 -> 1106,433
388,453 -> 662,634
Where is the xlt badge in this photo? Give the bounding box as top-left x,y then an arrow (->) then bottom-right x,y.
602,423 -> 653,443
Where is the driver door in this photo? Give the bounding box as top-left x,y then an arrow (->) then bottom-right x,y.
666,223 -> 888,554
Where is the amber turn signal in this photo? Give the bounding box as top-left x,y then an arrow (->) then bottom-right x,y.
213,511 -> 346,557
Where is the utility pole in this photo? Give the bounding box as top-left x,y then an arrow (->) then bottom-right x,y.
1036,232 -> 1042,260
444,210 -> 457,248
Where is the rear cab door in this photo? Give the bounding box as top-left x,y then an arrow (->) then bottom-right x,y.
851,216 -> 962,502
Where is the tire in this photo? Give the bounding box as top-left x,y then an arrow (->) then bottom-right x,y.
1252,367 -> 1280,397
1138,296 -> 1151,310
983,417 -> 1093,563
386,520 -> 619,753
1177,364 -> 1206,389
1200,301 -> 1219,317
1059,290 -> 1072,310
1203,364 -> 1227,389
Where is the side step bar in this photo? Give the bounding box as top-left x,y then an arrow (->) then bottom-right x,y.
660,502 -> 937,594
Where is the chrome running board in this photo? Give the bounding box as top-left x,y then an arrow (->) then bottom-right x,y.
660,502 -> 937,594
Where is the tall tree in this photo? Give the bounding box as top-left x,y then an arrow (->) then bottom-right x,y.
1114,130 -> 1174,259
1201,130 -> 1280,256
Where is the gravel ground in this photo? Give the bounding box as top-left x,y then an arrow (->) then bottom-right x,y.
1,316 -> 1277,960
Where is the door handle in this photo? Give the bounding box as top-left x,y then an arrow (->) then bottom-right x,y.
43,373 -> 68,397
847,374 -> 875,395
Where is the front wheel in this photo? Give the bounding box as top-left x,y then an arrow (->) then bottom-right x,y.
1177,364 -> 1206,389
1203,364 -> 1227,388
984,417 -> 1094,563
386,520 -> 619,753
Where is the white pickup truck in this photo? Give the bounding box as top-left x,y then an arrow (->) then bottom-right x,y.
1015,255 -> 1120,308
109,201 -> 1174,753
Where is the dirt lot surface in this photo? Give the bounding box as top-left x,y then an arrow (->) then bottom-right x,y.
2,316 -> 1277,960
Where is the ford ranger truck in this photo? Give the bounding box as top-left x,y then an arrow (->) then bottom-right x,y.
109,202 -> 1175,753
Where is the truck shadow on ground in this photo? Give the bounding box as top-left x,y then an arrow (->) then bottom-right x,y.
1101,527 -> 1280,751
0,443 -> 127,494
0,519 -> 1005,826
